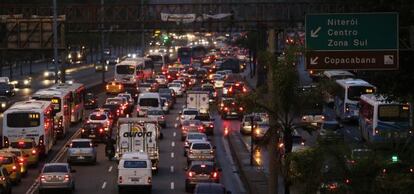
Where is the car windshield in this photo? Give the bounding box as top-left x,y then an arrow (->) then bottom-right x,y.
188,133 -> 206,140
195,115 -> 210,121
190,164 -> 214,174
195,184 -> 225,193
192,143 -> 211,150
90,114 -> 107,120
11,142 -> 34,149
378,105 -> 410,122
323,122 -> 340,130
139,83 -> 151,88
84,123 -> 104,129
123,161 -> 147,168
7,112 -> 40,128
183,120 -> 202,126
159,89 -> 171,94
43,165 -> 68,173
347,86 -> 375,101
184,110 -> 198,115
139,98 -> 159,107
106,99 -> 123,104
168,83 -> 181,88
71,141 -> 91,148
116,65 -> 135,74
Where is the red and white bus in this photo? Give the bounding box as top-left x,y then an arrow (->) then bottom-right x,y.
53,82 -> 85,123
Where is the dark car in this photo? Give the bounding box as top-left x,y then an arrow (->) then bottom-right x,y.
84,93 -> 98,109
201,84 -> 217,103
0,96 -> 12,112
11,76 -> 32,88
220,98 -> 244,120
0,83 -> 15,97
167,70 -> 179,82
194,183 -> 231,194
102,103 -> 122,120
227,82 -> 247,97
195,114 -> 215,135
317,120 -> 344,143
124,85 -> 139,101
159,88 -> 176,105
80,122 -> 108,142
185,161 -> 221,192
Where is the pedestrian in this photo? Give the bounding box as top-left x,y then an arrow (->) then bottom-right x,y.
105,135 -> 115,160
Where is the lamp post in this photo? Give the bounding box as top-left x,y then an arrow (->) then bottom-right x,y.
52,0 -> 59,84
250,115 -> 255,166
100,0 -> 106,83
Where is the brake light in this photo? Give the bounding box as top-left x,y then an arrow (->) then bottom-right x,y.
147,177 -> 152,184
188,171 -> 194,177
161,116 -> 165,119
18,141 -> 25,145
99,128 -> 104,133
106,85 -> 109,90
239,107 -> 244,111
224,107 -> 229,111
19,158 -> 24,162
209,124 -> 214,128
119,176 -> 123,183
212,172 -> 218,178
32,149 -> 37,155
118,85 -> 122,90
64,174 -> 70,181
40,175 -> 46,181
12,165 -> 17,171
243,87 -> 247,93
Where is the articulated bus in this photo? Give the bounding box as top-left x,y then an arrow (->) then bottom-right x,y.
359,94 -> 412,144
334,79 -> 376,121
52,82 -> 85,123
31,88 -> 72,137
3,100 -> 55,156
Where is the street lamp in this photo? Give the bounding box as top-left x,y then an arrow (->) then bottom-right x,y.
52,0 -> 59,84
100,0 -> 106,83
250,115 -> 255,166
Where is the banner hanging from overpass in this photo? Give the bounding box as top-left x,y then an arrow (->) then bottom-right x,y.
161,13 -> 232,23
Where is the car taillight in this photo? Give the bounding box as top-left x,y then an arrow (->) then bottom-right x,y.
212,172 -> 218,178
19,158 -> 24,162
40,175 -> 46,181
147,177 -> 152,184
345,179 -> 351,184
198,126 -> 204,131
99,128 -> 104,133
64,174 -> 70,181
224,107 -> 229,111
81,129 -> 85,133
243,87 -> 247,92
345,103 -> 350,112
118,85 -> 122,90
12,165 -> 17,171
239,107 -> 244,111
3,136 -> 9,148
119,176 -> 123,183
106,85 -> 109,90
161,116 -> 165,119
209,124 -> 214,128
32,149 -> 37,155
188,171 -> 194,177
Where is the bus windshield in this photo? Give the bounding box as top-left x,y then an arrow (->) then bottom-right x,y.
347,86 -> 374,101
378,105 -> 410,122
7,113 -> 40,127
116,65 -> 135,74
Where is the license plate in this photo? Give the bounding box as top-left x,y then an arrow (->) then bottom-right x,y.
130,177 -> 140,182
89,134 -> 96,138
78,156 -> 85,159
231,112 -> 237,115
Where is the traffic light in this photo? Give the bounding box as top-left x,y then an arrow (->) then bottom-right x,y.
391,155 -> 398,163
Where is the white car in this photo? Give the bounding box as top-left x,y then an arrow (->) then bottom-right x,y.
155,75 -> 167,85
172,80 -> 186,91
117,93 -> 135,105
87,111 -> 112,131
213,76 -> 225,89
184,132 -> 208,156
168,83 -> 184,96
179,108 -> 199,123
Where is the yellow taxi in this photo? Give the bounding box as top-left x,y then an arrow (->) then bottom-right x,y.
10,139 -> 39,166
0,148 -> 28,176
106,81 -> 125,94
0,166 -> 12,194
0,152 -> 21,184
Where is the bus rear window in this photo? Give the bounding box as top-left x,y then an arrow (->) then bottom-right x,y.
378,105 -> 410,122
7,113 -> 40,128
123,161 -> 147,168
347,86 -> 375,101
116,65 -> 135,74
0,157 -> 13,165
11,142 -> 34,149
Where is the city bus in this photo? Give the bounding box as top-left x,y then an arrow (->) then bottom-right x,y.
2,100 -> 55,156
52,82 -> 85,123
114,58 -> 145,85
333,79 -> 376,121
323,70 -> 355,81
31,88 -> 72,138
177,47 -> 192,65
359,94 -> 412,144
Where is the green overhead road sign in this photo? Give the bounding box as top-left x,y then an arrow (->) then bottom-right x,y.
305,13 -> 399,70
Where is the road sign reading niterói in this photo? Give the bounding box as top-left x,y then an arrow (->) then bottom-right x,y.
305,13 -> 399,70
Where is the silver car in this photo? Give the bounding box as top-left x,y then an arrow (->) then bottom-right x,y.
38,163 -> 76,194
66,139 -> 97,164
187,141 -> 215,164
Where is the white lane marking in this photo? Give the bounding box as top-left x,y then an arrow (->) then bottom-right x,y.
346,129 -> 351,134
171,141 -> 175,147
170,165 -> 174,173
101,181 -> 107,189
173,132 -> 176,137
171,182 -> 175,190
171,152 -> 175,158
108,166 -> 113,172
174,123 -> 178,128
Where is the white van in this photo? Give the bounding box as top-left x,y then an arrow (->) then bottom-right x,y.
118,151 -> 152,193
137,92 -> 161,117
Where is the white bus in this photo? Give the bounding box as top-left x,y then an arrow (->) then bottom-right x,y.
359,94 -> 412,144
115,58 -> 145,85
52,82 -> 85,123
31,88 -> 72,138
323,70 -> 355,80
2,100 -> 55,156
334,79 -> 376,121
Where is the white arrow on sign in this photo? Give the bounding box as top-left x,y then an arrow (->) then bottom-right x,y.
310,57 -> 319,65
310,27 -> 322,38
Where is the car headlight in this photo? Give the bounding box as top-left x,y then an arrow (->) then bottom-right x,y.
68,80 -> 73,84
68,54 -> 72,59
44,72 -> 49,77
24,80 -> 29,85
77,53 -> 82,58
1,103 -> 6,108
5,90 -> 9,93
169,49 -> 173,53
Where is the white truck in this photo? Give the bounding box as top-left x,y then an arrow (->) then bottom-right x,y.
115,118 -> 160,173
186,91 -> 210,114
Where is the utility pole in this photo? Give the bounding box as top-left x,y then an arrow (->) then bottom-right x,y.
52,0 -> 59,84
140,0 -> 145,56
250,115 -> 255,165
100,0 -> 105,83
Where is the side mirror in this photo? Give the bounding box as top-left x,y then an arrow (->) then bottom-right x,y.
217,168 -> 222,172
94,143 -> 99,147
210,118 -> 215,121
65,145 -> 70,148
179,111 -> 182,114
213,145 -> 217,149
71,169 -> 77,173
207,138 -> 211,142
183,167 -> 188,171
